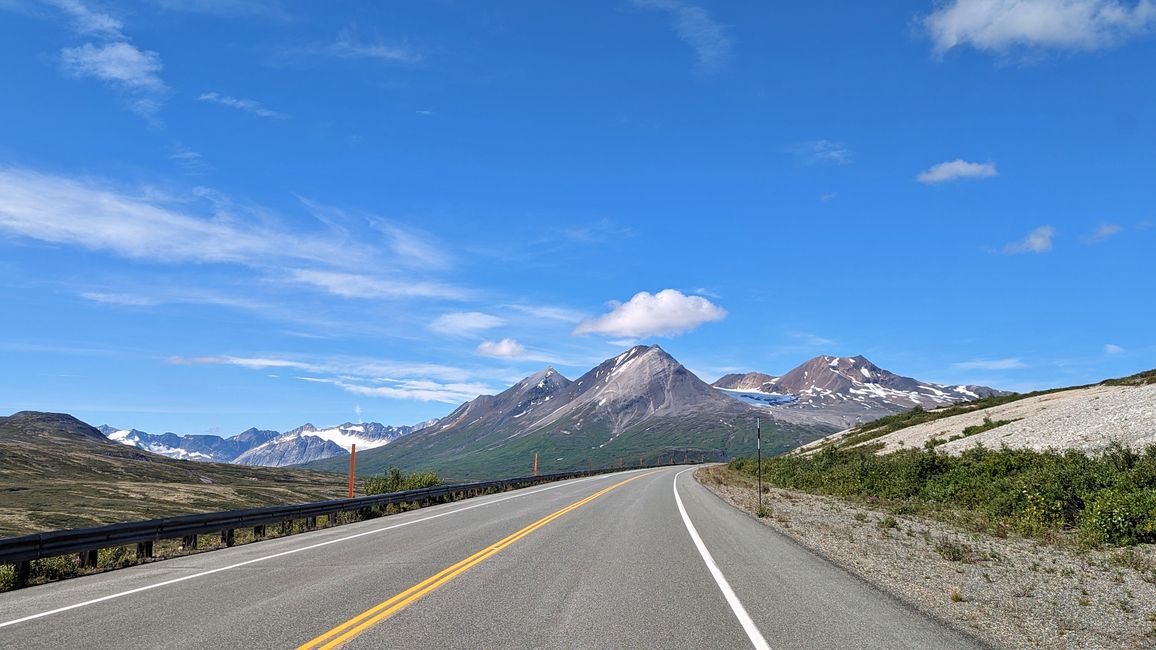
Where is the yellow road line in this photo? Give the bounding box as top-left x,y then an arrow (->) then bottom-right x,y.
297,471 -> 654,650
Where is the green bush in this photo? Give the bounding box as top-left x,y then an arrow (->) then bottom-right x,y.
731,442 -> 1156,547
363,467 -> 442,496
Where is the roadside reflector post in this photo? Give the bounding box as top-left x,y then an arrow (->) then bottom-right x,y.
533,452 -> 538,477
757,417 -> 763,514
348,444 -> 357,498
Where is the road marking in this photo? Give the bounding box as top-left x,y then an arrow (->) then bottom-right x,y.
0,471 -> 639,630
674,468 -> 771,650
298,471 -> 654,650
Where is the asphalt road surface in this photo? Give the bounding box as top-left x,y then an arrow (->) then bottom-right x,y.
0,466 -> 984,649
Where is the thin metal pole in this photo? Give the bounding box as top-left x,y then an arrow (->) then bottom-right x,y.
348,444 -> 357,498
756,417 -> 762,513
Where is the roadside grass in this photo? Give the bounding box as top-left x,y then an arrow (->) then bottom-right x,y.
0,469 -> 449,593
729,442 -> 1156,548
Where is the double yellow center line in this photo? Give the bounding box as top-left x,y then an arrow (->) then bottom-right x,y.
298,471 -> 653,649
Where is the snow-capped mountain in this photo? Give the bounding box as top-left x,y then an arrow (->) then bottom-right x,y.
713,355 -> 1005,428
305,345 -> 829,480
98,419 -> 433,467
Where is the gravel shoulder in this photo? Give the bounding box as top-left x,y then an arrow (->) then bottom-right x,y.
696,465 -> 1156,650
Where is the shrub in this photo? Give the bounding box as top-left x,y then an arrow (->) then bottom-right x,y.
363,467 -> 442,496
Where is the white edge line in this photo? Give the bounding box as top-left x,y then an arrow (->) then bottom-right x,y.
674,467 -> 772,650
0,471 -> 634,629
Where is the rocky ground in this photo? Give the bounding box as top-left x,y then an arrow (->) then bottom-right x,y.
799,383 -> 1156,456
697,465 -> 1156,650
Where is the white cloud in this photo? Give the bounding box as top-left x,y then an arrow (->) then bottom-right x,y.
504,304 -> 585,323
476,338 -> 528,359
574,289 -> 726,338
322,378 -> 493,404
43,0 -> 123,37
917,159 -> 998,184
923,0 -> 1156,55
429,312 -> 504,336
80,291 -> 160,306
953,357 -> 1028,370
820,193 -> 837,202
199,92 -> 288,119
327,30 -> 421,63
1104,343 -> 1125,354
170,355 -> 317,371
60,41 -> 165,90
169,145 -> 211,175
169,353 -> 475,382
0,167 -> 466,302
1083,223 -> 1122,243
787,330 -> 837,347
632,0 -> 731,70
792,140 -> 853,166
1002,225 -> 1056,253
285,269 -> 465,300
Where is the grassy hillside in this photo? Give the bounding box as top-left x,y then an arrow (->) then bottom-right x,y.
0,412 -> 346,537
305,413 -> 834,481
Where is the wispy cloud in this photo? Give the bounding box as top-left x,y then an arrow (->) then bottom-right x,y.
791,140 -> 853,166
574,289 -> 726,338
307,377 -> 493,404
199,92 -> 288,119
1104,343 -> 1125,354
168,145 -> 211,175
324,29 -> 422,63
786,330 -> 836,347
631,0 -> 731,70
80,291 -> 161,306
0,167 -> 466,302
476,338 -> 527,359
504,304 -> 586,323
145,0 -> 288,18
953,357 -> 1028,370
923,0 -> 1156,56
1001,225 -> 1056,254
43,0 -> 123,37
60,41 -> 167,115
285,269 -> 465,301
430,312 -> 504,336
1082,223 -> 1122,243
917,159 -> 998,184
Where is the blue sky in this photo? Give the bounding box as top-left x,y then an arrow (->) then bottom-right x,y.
1,0 -> 1153,435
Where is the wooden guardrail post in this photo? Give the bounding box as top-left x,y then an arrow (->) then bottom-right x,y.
182,535 -> 198,550
305,516 -> 317,530
15,560 -> 30,587
253,525 -> 266,539
136,540 -> 153,559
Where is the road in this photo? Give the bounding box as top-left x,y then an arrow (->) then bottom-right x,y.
0,466 -> 984,649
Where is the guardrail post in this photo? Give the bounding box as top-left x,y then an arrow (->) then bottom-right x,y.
221,529 -> 235,547
306,516 -> 316,530
136,540 -> 154,559
253,525 -> 266,539
79,549 -> 99,568
182,535 -> 198,550
279,520 -> 291,535
15,560 -> 30,586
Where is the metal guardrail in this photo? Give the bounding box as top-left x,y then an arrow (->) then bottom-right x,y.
0,463 -> 689,577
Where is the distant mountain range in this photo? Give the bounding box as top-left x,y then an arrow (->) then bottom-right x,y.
93,348 -> 1003,477
304,345 -> 834,480
98,420 -> 433,468
713,355 -> 1006,428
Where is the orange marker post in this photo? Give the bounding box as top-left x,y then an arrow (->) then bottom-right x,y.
348,444 -> 357,498
533,452 -> 538,477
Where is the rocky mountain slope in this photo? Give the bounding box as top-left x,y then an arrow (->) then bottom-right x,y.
0,411 -> 346,536
305,345 -> 833,480
713,355 -> 1005,428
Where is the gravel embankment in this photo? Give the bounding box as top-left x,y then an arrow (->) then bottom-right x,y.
697,466 -> 1156,650
799,383 -> 1156,455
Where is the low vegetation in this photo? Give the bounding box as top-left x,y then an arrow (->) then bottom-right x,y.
730,442 -> 1156,547
363,467 -> 442,495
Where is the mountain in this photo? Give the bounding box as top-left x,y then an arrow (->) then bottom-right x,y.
98,420 -> 430,467
0,411 -> 347,537
304,346 -> 834,481
713,355 -> 1006,428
